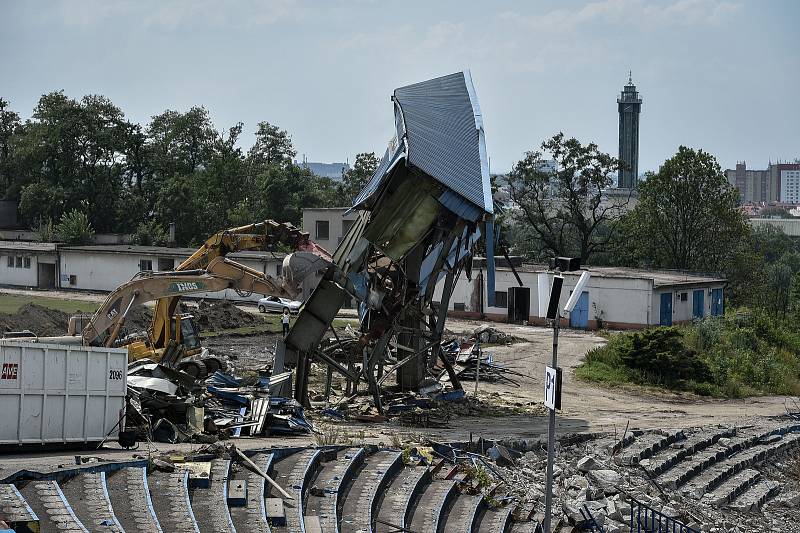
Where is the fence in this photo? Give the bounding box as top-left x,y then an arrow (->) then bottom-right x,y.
629,498 -> 699,533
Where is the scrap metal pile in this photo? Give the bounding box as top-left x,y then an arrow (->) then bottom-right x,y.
282,70 -> 499,414
125,357 -> 313,444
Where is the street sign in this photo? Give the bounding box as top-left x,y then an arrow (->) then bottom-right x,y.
544,366 -> 562,410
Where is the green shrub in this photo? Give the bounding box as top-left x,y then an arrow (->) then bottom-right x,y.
577,310 -> 800,398
55,209 -> 95,245
132,220 -> 169,246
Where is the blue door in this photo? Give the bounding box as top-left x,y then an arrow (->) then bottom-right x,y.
659,293 -> 672,326
569,291 -> 589,329
711,288 -> 724,316
693,290 -> 705,319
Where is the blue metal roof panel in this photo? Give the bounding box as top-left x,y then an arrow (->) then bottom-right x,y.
393,70 -> 493,215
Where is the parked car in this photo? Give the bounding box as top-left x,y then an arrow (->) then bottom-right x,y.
258,296 -> 302,314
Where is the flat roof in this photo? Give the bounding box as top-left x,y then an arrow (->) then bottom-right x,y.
60,244 -> 286,260
0,241 -> 58,253
493,264 -> 724,287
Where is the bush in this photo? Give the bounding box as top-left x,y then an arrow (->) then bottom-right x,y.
132,220 -> 169,246
55,209 -> 95,245
617,327 -> 711,385
578,310 -> 800,398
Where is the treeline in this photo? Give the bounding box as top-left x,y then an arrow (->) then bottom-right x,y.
0,93 -> 378,246
502,135 -> 800,312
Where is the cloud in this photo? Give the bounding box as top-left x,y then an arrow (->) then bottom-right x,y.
501,0 -> 741,32
57,0 -> 305,29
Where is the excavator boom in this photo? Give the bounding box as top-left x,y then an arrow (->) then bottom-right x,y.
84,256 -> 288,348
151,220 -> 330,349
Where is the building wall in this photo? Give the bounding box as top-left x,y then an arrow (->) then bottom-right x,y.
58,250 -> 283,302
0,252 -> 40,286
780,168 -> 800,203
302,208 -> 359,254
750,218 -> 800,237
436,267 -> 725,329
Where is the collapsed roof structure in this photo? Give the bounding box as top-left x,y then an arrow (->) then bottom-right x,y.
280,71 -> 496,411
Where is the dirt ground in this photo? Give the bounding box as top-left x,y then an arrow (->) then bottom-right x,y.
1,287 -> 794,447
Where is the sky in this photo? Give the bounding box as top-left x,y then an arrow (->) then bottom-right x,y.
2,0 -> 798,174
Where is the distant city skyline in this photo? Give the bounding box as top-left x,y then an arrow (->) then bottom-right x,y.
2,1 -> 798,175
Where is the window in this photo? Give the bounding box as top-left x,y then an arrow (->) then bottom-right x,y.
7,256 -> 13,268
23,257 -> 31,269
139,259 -> 153,271
15,256 -> 22,268
276,263 -> 282,277
453,303 -> 466,311
157,258 -> 175,271
495,290 -> 508,308
315,220 -> 329,240
680,292 -> 688,302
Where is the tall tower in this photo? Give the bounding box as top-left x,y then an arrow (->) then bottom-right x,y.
617,72 -> 642,189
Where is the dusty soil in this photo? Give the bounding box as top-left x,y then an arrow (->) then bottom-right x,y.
0,303 -> 73,336
326,318 -> 796,443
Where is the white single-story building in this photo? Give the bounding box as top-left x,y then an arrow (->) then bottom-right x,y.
0,241 -> 60,289
0,242 -> 287,303
436,261 -> 725,330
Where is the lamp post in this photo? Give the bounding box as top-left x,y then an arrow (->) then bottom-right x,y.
542,263 -> 591,532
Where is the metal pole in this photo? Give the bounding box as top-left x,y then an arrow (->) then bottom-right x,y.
474,340 -> 481,397
543,313 -> 560,533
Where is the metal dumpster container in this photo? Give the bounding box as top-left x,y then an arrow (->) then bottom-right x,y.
0,340 -> 127,446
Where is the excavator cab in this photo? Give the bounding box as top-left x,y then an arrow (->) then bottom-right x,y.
171,313 -> 202,356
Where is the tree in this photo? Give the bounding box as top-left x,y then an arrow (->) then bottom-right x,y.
247,121 -> 296,173
0,98 -> 20,196
505,133 -> 627,263
625,146 -> 748,272
339,152 -> 379,204
55,208 -> 95,245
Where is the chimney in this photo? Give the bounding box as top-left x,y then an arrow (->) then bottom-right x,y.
168,222 -> 176,247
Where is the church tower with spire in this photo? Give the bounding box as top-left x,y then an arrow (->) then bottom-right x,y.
617,72 -> 642,189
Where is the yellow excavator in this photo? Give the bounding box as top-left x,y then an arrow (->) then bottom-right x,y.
30,221 -> 330,374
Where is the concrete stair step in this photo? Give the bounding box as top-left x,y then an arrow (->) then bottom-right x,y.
375,464 -> 430,533
106,467 -> 163,533
618,429 -> 685,466
642,427 -> 736,477
18,479 -> 88,533
441,492 -> 484,533
228,452 -> 274,533
148,469 -> 201,533
0,483 -> 39,532
729,479 -> 781,512
190,459 -> 236,533
305,447 -> 365,532
407,479 -> 458,533
476,503 -> 516,533
339,450 -> 403,533
268,448 -> 322,532
59,471 -> 124,532
703,468 -> 760,506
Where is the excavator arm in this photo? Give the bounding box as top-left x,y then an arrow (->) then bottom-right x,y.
151,220 -> 331,349
84,256 -> 289,348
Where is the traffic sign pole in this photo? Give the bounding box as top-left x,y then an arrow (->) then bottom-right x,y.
543,314 -> 560,533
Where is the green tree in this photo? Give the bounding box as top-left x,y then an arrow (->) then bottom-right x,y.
625,146 -> 748,272
131,220 -> 169,246
506,133 -> 627,263
339,152 -> 379,204
247,121 -> 296,173
0,98 -> 20,196
56,208 -> 95,245
18,181 -> 66,225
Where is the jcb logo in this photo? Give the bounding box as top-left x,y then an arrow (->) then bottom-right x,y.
1,363 -> 19,380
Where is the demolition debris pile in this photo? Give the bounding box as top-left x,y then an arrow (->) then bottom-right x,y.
126,359 -> 313,444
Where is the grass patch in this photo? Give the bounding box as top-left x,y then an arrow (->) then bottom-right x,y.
0,293 -> 98,314
577,309 -> 800,398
